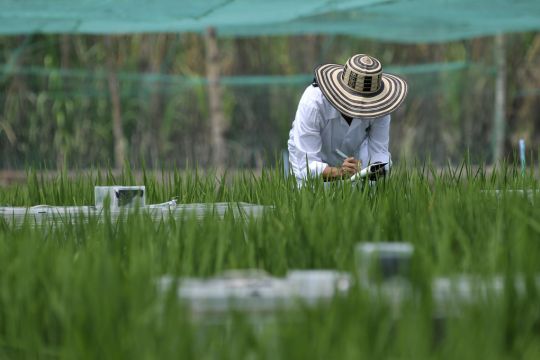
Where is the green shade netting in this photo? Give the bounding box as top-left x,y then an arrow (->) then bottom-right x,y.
0,61 -> 474,88
1,0 -> 539,42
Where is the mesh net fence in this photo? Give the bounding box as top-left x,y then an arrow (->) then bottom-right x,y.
2,57 -> 527,168
1,1 -> 539,168
1,0 -> 540,42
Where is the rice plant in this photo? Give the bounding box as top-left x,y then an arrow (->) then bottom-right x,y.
0,161 -> 539,359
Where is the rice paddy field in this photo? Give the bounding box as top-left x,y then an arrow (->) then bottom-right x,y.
1,162 -> 540,359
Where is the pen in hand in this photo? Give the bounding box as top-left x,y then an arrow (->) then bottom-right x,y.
335,148 -> 349,160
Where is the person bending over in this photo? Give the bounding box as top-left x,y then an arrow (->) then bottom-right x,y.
287,54 -> 408,184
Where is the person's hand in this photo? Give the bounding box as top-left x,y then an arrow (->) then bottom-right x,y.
340,157 -> 360,178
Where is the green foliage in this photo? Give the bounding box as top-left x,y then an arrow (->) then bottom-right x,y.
3,33 -> 539,169
0,163 -> 540,358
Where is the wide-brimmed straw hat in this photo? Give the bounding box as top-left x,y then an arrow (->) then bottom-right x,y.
315,54 -> 408,119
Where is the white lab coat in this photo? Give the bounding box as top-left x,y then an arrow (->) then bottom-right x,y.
288,85 -> 391,183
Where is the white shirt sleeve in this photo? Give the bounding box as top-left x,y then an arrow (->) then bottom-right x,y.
291,100 -> 328,179
367,115 -> 392,165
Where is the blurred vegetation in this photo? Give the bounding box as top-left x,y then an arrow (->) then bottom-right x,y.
0,33 -> 539,170
1,165 -> 540,358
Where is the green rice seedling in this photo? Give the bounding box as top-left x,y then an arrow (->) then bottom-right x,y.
0,160 -> 539,358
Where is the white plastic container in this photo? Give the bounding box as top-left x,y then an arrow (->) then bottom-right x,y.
356,242 -> 414,285
158,269 -> 350,315
94,186 -> 145,210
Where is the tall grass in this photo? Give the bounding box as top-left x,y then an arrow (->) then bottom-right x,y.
0,161 -> 539,358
